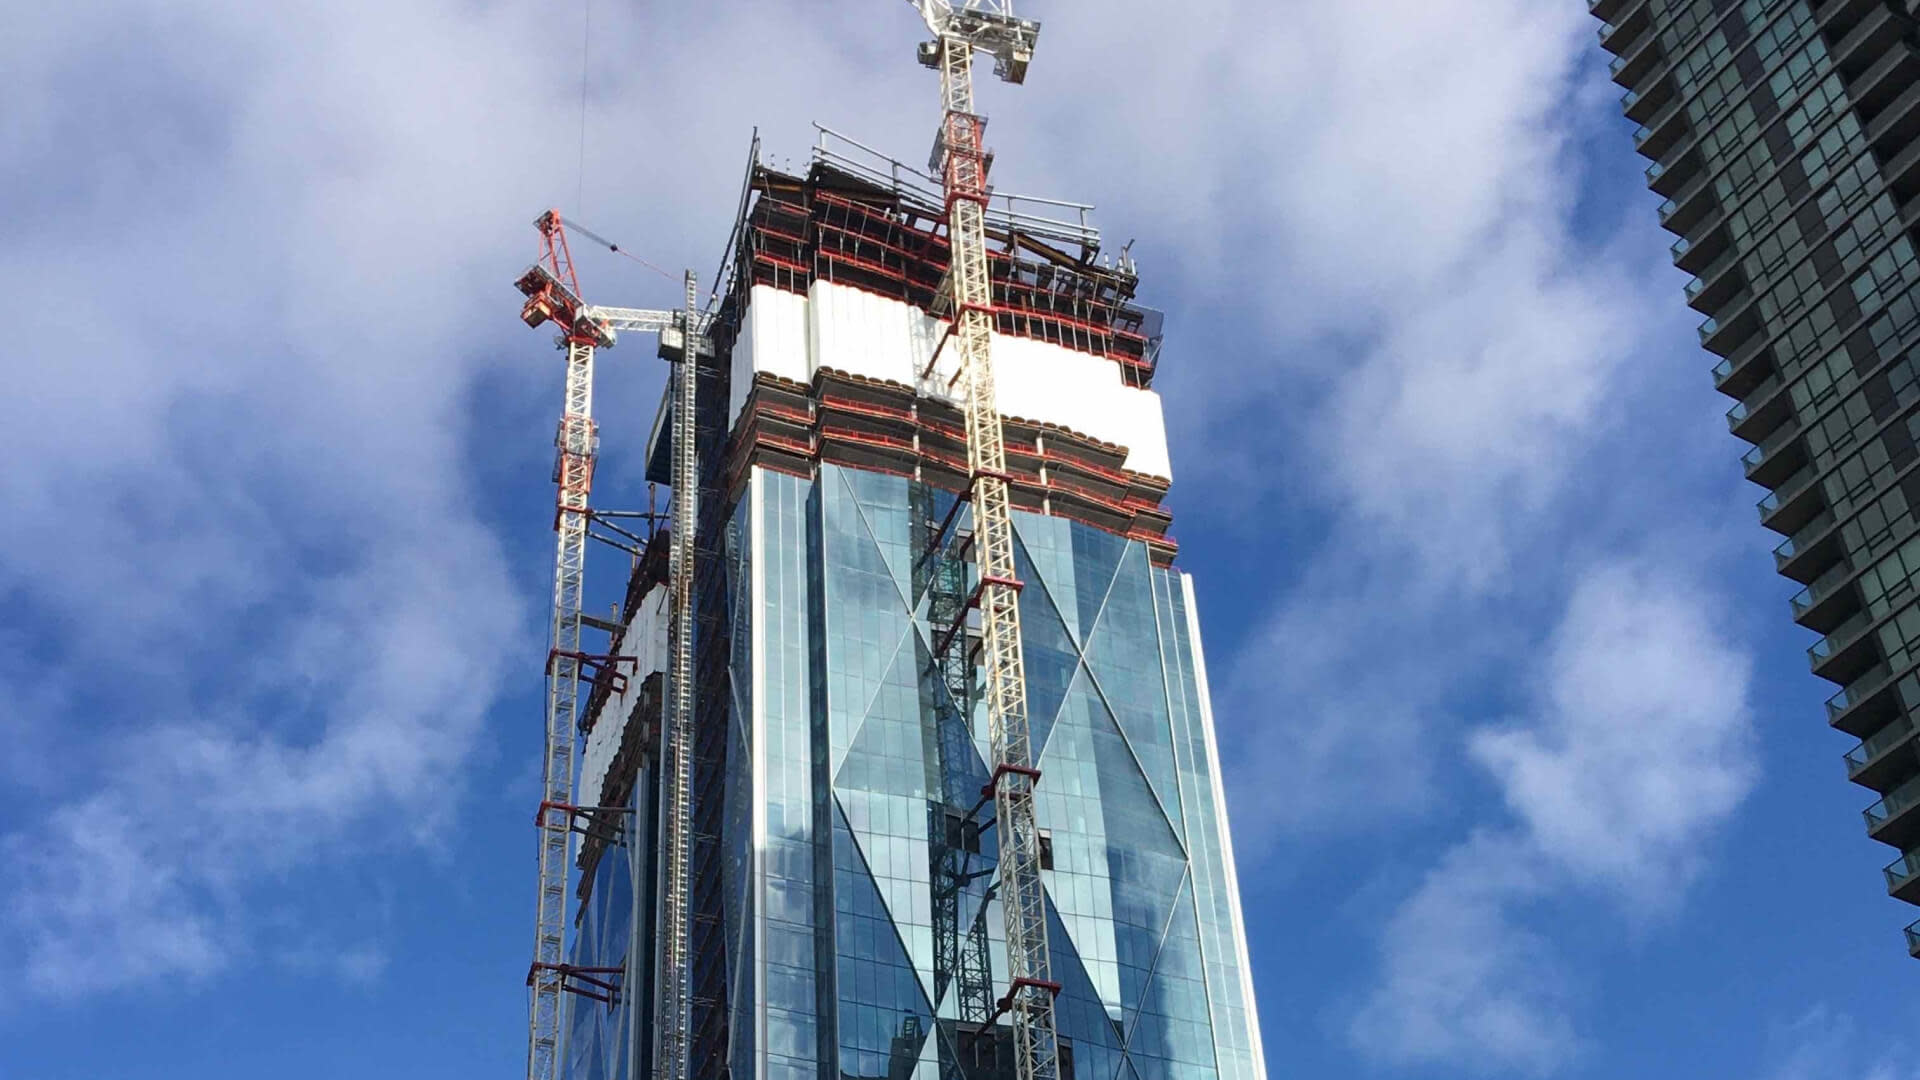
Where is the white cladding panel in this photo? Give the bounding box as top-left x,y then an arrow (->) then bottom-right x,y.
731,286 -> 810,422
732,281 -> 1171,481
989,333 -> 1172,481
577,584 -> 669,814
1106,384 -> 1171,481
806,279 -> 940,389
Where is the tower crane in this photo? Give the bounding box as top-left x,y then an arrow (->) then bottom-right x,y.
513,211 -> 707,1080
901,7 -> 1060,1080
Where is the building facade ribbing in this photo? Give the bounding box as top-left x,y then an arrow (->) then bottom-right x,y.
1595,0 -> 1920,954
553,143 -> 1268,1080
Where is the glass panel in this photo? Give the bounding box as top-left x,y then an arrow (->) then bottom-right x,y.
832,798 -> 934,1080
1865,772 -> 1920,831
1014,530 -> 1081,760
1847,714 -> 1914,773
1084,543 -> 1184,833
1883,848 -> 1920,889
1017,512 -> 1086,645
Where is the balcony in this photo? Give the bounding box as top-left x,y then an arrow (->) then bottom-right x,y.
1590,0 -> 1633,23
1818,0 -> 1884,39
1609,30 -> 1662,88
1597,18 -> 1638,54
1869,79 -> 1920,157
1837,3 -> 1907,95
1597,0 -> 1649,52
1907,919 -> 1920,958
1742,422 -> 1804,488
1776,509 -> 1841,581
1687,250 -> 1744,314
1887,847 -> 1920,904
1828,663 -> 1903,737
1865,771 -> 1920,847
1634,98 -> 1689,161
1646,141 -> 1697,198
1790,558 -> 1857,634
1849,713 -> 1920,791
1623,75 -> 1674,125
1661,177 -> 1716,237
1883,134 -> 1920,203
1699,295 -> 1758,357
1729,374 -> 1789,442
1809,608 -> 1879,683
1758,463 -> 1824,533
1674,216 -> 1728,275
1656,177 -> 1703,226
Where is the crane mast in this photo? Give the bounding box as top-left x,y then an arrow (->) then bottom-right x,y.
911,7 -> 1059,1080
515,214 -> 707,1080
515,210 -> 614,1080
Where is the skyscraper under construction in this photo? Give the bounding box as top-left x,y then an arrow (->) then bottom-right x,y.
1595,0 -> 1920,954
547,131 -> 1267,1080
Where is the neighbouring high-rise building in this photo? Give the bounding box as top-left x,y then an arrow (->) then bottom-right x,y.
552,133 -> 1268,1080
1595,0 -> 1920,953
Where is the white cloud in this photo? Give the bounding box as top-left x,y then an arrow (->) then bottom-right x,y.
1348,834 -> 1575,1076
274,939 -> 391,987
1471,563 -> 1757,901
0,0 -> 572,997
1130,2 -> 1763,1069
1350,562 -> 1754,1073
0,539 -> 516,998
1760,1007 -> 1920,1080
1213,0 -> 1663,838
1314,246 -> 1635,587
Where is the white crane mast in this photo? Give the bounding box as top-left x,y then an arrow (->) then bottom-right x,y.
907,8 -> 1059,1080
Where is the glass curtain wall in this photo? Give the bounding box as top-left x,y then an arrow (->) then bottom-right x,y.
558,460 -> 1265,1080
724,463 -> 1261,1080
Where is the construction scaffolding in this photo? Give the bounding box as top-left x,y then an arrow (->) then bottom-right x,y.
718,145 -> 1175,561
807,125 -> 1161,387
652,271 -> 702,1080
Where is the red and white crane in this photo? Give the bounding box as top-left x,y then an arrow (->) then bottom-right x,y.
514,211 -> 705,1080
903,7 -> 1059,1080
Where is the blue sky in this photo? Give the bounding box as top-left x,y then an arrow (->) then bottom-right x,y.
4,1 -> 1918,1078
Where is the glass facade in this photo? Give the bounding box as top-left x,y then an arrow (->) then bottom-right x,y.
1597,0 -> 1920,952
561,461 -> 1266,1079
561,776 -> 650,1080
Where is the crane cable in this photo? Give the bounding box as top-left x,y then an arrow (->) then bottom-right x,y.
562,216 -> 679,283
570,1 -> 679,287
576,0 -> 590,218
